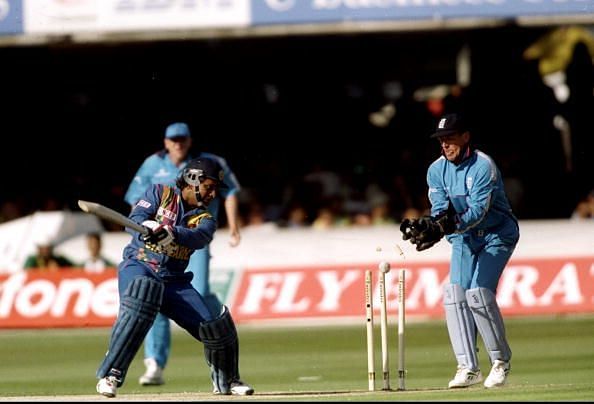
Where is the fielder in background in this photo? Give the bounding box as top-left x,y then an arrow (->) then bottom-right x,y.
400,113 -> 519,389
124,122 -> 241,386
96,157 -> 253,398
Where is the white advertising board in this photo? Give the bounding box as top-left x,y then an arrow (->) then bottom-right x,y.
53,219 -> 594,271
0,211 -> 104,274
24,0 -> 250,34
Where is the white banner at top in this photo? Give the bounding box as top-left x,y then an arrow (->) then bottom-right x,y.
24,0 -> 251,34
24,0 -> 99,33
98,0 -> 250,32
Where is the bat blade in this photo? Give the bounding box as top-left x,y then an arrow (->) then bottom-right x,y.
77,199 -> 149,235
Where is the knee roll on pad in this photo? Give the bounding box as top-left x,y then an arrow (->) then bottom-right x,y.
466,287 -> 512,363
96,276 -> 164,384
443,283 -> 479,370
198,306 -> 240,394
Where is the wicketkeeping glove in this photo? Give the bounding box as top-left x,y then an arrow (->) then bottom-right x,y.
400,218 -> 425,241
413,216 -> 444,251
142,224 -> 175,247
400,216 -> 444,251
400,204 -> 458,251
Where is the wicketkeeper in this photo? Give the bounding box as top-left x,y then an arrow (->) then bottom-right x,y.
96,157 -> 253,397
400,113 -> 519,389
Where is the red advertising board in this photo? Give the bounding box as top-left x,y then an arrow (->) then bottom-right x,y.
231,257 -> 594,322
1,257 -> 593,328
0,269 -> 118,328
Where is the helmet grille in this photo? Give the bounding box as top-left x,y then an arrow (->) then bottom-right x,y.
183,168 -> 203,186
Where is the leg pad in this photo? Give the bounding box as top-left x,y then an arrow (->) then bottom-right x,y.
199,306 -> 240,394
444,283 -> 479,370
466,287 -> 512,363
97,276 -> 164,386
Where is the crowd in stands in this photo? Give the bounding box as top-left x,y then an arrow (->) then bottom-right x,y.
1,135 -> 592,232
235,157 -> 429,231
1,65 -> 592,230
2,127 -> 592,232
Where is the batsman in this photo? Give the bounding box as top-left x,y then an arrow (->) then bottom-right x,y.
400,113 -> 519,389
95,157 -> 253,397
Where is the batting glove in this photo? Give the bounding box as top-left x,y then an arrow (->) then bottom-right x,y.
143,224 -> 175,247
141,220 -> 160,231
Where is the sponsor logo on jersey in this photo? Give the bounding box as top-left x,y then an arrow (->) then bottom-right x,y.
154,168 -> 170,178
137,199 -> 151,209
188,212 -> 212,228
157,207 -> 177,221
145,242 -> 191,260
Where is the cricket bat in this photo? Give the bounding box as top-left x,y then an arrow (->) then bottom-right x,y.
77,199 -> 150,236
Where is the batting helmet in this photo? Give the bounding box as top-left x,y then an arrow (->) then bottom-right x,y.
178,157 -> 227,189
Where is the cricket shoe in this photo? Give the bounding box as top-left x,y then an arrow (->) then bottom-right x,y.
139,358 -> 165,386
484,360 -> 510,388
96,376 -> 119,398
448,366 -> 483,388
213,380 -> 255,396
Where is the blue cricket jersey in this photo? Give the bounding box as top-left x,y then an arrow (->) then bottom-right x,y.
427,148 -> 518,235
123,184 -> 217,276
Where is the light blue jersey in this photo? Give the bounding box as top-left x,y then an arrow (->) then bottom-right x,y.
427,148 -> 519,291
427,148 -> 517,236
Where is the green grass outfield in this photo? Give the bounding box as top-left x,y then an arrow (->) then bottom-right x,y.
1,314 -> 593,401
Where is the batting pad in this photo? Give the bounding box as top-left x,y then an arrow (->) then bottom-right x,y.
198,306 -> 240,394
96,276 -> 164,385
444,283 -> 479,370
466,287 -> 512,363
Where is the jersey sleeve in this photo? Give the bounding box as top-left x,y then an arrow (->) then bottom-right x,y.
427,163 -> 450,216
173,212 -> 217,250
128,184 -> 161,233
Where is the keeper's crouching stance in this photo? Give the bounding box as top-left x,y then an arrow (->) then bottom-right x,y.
401,113 -> 518,390
96,158 -> 253,398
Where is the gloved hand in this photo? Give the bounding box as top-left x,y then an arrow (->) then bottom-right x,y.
142,224 -> 174,247
400,204 -> 458,251
416,216 -> 449,251
141,220 -> 160,231
400,216 -> 444,251
400,218 -> 427,241
434,204 -> 457,236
